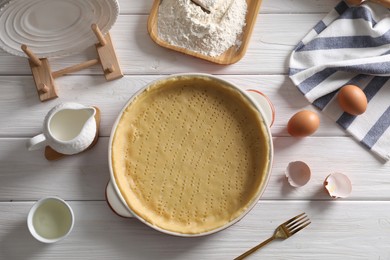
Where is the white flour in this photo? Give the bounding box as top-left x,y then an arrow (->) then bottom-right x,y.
157,0 -> 247,57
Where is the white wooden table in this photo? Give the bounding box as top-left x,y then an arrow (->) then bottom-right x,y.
1,1 -> 389,259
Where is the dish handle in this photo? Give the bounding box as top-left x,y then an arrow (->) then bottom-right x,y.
105,181 -> 133,218
246,89 -> 275,127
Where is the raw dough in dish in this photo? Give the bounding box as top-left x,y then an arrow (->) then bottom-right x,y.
111,75 -> 270,234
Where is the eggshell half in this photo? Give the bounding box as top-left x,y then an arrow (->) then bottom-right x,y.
324,172 -> 352,198
285,161 -> 311,187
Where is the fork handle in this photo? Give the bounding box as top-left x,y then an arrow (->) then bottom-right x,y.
234,236 -> 275,260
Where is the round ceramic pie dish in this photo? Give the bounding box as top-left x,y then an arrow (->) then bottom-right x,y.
106,74 -> 274,236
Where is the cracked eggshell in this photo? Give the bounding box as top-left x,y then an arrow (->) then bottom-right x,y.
285,161 -> 311,187
324,172 -> 352,198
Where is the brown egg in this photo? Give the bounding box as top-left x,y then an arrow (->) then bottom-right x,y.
287,110 -> 320,137
337,85 -> 367,116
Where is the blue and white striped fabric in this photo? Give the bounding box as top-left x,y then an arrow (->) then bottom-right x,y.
289,1 -> 390,162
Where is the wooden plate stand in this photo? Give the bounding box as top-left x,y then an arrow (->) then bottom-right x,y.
21,24 -> 123,102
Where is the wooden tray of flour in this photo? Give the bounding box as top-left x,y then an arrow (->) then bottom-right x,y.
147,0 -> 262,65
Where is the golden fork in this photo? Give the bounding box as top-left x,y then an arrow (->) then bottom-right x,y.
234,213 -> 311,260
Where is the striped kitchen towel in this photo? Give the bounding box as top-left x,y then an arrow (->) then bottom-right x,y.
289,1 -> 390,162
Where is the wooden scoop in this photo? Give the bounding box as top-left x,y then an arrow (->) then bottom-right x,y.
190,0 -> 234,21
190,0 -> 231,13
190,0 -> 215,12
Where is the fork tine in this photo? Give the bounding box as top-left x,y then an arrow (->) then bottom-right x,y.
283,212 -> 305,226
288,219 -> 310,231
286,214 -> 309,229
289,218 -> 310,232
290,221 -> 311,235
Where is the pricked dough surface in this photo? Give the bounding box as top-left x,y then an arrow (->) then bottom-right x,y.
111,76 -> 270,234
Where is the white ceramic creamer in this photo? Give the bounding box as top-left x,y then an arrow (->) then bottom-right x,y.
27,102 -> 97,155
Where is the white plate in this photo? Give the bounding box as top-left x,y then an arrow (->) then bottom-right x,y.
0,0 -> 119,58
0,0 -> 9,8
